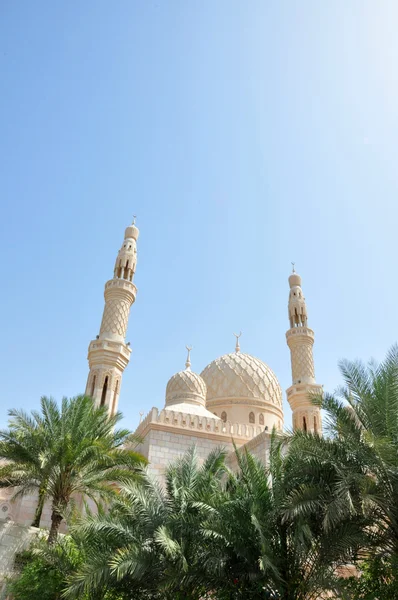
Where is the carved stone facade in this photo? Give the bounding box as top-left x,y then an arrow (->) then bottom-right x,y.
100,297 -> 131,339
200,351 -> 284,429
287,329 -> 316,384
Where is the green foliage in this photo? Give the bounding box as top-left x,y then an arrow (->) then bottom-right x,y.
7,534 -> 139,600
64,441 -> 357,600
7,536 -> 84,600
64,446 -> 229,599
8,553 -> 64,600
0,395 -> 146,541
289,345 -> 398,563
340,556 -> 398,600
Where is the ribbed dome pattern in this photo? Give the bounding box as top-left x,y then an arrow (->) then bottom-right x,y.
165,369 -> 207,407
201,352 -> 282,407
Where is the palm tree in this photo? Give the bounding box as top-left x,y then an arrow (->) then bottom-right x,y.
288,345 -> 398,578
65,447 -> 228,599
196,436 -> 364,600
65,440 -> 359,600
0,395 -> 146,542
0,401 -> 54,527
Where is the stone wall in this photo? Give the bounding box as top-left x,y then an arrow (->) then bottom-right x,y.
226,430 -> 271,471
135,407 -> 272,481
143,428 -> 235,480
0,521 -> 39,594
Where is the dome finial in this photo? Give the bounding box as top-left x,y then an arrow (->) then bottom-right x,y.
291,261 -> 296,273
185,345 -> 192,370
132,215 -> 137,225
233,331 -> 242,353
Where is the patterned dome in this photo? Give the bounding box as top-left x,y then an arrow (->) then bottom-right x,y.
165,369 -> 207,407
201,352 -> 282,408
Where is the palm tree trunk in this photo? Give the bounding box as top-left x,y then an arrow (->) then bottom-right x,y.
31,487 -> 46,528
47,509 -> 63,544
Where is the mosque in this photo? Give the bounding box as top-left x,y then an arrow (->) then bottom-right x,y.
85,219 -> 323,478
0,219 -> 323,525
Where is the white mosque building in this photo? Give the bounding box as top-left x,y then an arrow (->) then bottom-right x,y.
0,219 -> 323,526
85,220 -> 323,479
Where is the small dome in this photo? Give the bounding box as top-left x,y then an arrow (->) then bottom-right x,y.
165,369 -> 207,407
125,224 -> 139,241
289,272 -> 302,288
201,352 -> 282,408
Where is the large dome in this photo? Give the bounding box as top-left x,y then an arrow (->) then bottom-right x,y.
201,352 -> 283,410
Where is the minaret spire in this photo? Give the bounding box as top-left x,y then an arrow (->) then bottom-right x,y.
85,220 -> 139,415
233,331 -> 242,353
286,269 -> 322,434
185,345 -> 192,370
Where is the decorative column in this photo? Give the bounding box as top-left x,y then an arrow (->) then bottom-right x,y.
85,219 -> 139,415
286,268 -> 322,434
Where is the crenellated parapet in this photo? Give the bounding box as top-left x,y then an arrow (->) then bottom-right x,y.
135,406 -> 264,442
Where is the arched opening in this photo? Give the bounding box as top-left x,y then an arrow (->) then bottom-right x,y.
111,380 -> 119,416
100,376 -> 108,407
303,416 -> 307,432
314,416 -> 318,434
90,375 -> 96,398
221,411 -> 227,423
249,412 -> 255,424
259,413 -> 264,426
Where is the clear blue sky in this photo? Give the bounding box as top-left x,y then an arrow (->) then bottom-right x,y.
1,1 -> 397,431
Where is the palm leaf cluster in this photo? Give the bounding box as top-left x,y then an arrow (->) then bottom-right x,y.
0,395 -> 146,541
65,447 -> 227,599
64,438 -> 362,600
290,345 -> 398,564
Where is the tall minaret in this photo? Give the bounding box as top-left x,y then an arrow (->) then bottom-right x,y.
85,219 -> 139,415
286,268 -> 322,434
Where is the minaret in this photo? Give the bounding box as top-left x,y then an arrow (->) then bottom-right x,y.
286,268 -> 322,434
85,219 -> 139,415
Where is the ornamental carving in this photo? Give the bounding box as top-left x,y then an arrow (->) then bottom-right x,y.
201,353 -> 282,408
100,299 -> 130,338
290,345 -> 315,382
166,370 -> 207,405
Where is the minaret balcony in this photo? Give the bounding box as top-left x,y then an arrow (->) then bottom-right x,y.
286,327 -> 314,341
87,339 -> 132,370
105,278 -> 137,296
287,383 -> 322,398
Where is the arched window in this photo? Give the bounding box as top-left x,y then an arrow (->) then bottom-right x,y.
101,376 -> 108,407
303,416 -> 307,432
259,413 -> 264,426
249,412 -> 255,424
314,416 -> 318,434
111,380 -> 119,416
221,411 -> 227,423
90,375 -> 96,398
